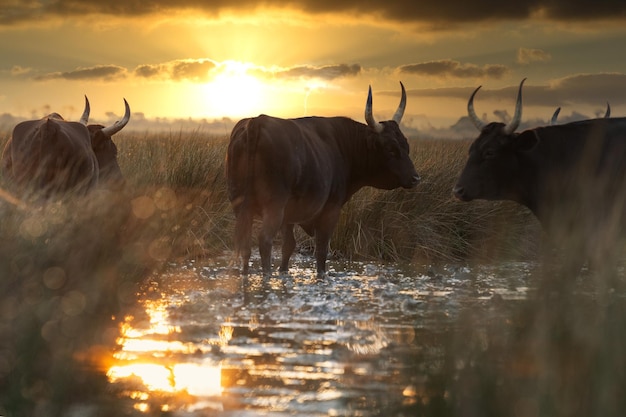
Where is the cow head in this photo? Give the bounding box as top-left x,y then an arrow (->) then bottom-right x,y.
364,82 -> 420,189
82,97 -> 130,186
453,79 -> 539,203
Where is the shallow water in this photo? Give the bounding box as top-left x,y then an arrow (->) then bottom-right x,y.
106,256 -> 540,416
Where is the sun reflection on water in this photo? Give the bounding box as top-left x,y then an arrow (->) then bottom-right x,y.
106,298 -> 225,412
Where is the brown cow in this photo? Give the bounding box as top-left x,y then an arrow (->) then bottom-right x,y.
1,97 -> 130,197
226,82 -> 420,277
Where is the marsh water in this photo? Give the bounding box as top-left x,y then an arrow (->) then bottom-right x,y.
106,255 -> 626,417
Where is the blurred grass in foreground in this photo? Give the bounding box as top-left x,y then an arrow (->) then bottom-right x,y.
0,129 -> 550,416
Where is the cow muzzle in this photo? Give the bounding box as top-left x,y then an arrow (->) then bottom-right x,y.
405,174 -> 420,188
452,184 -> 472,201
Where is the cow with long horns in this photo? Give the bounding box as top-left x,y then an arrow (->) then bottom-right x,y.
1,97 -> 130,197
453,79 -> 626,265
226,82 -> 420,276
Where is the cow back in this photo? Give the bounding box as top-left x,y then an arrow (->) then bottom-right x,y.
227,115 -> 345,222
3,117 -> 97,196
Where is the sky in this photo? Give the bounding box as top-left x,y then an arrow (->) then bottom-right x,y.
1,0 -> 626,138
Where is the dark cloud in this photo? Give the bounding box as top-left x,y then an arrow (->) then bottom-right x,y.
399,60 -> 509,79
2,1 -> 626,26
548,73 -> 626,103
264,64 -> 362,80
34,65 -> 127,81
134,64 -> 163,79
134,59 -> 217,82
413,73 -> 626,103
170,60 -> 217,81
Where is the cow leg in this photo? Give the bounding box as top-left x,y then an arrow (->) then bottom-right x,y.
313,209 -> 341,277
233,208 -> 253,275
259,206 -> 284,276
280,223 -> 296,273
241,243 -> 252,276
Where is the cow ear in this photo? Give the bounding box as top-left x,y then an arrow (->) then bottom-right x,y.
90,129 -> 106,149
515,130 -> 539,153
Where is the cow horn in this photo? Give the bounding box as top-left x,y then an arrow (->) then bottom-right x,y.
467,85 -> 486,131
79,95 -> 90,125
365,86 -> 384,133
550,107 -> 561,125
605,102 -> 611,118
392,81 -> 407,124
101,98 -> 131,136
503,78 -> 526,134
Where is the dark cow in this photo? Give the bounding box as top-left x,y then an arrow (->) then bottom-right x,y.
550,102 -> 610,125
453,79 -> 626,265
226,82 -> 420,276
1,97 -> 130,197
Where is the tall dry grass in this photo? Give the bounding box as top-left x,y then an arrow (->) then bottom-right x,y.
116,131 -> 541,265
333,138 -> 541,263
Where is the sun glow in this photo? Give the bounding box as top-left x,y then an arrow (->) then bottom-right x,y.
202,61 -> 266,118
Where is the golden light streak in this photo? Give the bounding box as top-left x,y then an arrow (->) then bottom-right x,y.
171,362 -> 222,396
107,361 -> 222,396
108,363 -> 175,392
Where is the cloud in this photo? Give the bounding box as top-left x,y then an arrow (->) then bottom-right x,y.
398,60 -> 509,79
517,48 -> 551,65
135,60 -> 362,82
441,73 -> 626,109
547,73 -> 626,105
412,73 -> 626,111
2,1 -> 626,26
10,65 -> 32,76
134,64 -> 162,79
33,65 -> 127,81
135,59 -> 218,82
26,58 -> 361,85
261,63 -> 362,80
169,60 -> 218,81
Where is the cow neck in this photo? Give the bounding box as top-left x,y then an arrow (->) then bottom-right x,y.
350,124 -> 380,193
523,127 -> 588,226
332,120 -> 376,198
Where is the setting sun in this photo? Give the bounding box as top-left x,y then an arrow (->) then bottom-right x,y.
201,61 -> 266,118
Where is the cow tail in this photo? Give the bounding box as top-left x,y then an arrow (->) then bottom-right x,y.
232,118 -> 260,261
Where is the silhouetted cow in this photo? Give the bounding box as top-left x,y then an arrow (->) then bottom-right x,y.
453,79 -> 626,265
1,97 -> 130,197
226,83 -> 420,276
